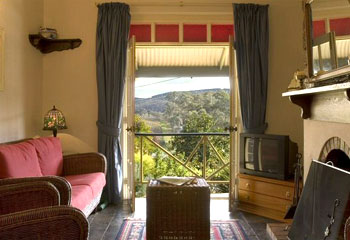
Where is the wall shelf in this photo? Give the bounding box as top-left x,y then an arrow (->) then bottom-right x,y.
29,34 -> 82,54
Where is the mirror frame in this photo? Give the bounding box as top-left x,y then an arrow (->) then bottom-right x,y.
305,1 -> 313,78
305,0 -> 350,82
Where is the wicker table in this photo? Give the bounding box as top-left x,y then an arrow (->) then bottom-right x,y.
146,178 -> 210,240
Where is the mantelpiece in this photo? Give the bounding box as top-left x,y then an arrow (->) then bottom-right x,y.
282,65 -> 350,123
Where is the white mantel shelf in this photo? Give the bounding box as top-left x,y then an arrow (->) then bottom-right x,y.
283,81 -> 350,121
282,82 -> 350,97
282,65 -> 350,121
283,65 -> 350,97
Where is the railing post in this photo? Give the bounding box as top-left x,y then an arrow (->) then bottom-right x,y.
203,136 -> 207,180
140,136 -> 143,183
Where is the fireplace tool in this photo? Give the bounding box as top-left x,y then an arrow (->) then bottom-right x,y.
284,153 -> 302,219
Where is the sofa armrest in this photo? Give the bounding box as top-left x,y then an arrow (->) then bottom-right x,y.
63,152 -> 107,176
0,182 -> 60,215
0,206 -> 88,240
0,176 -> 71,205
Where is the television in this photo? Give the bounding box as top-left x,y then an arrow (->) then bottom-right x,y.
240,133 -> 298,180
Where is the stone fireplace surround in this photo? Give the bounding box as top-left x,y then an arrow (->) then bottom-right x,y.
304,119 -> 350,179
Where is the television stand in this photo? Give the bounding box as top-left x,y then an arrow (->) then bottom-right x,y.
237,173 -> 300,222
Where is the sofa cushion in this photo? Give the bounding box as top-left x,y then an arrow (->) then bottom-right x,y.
64,173 -> 106,197
70,185 -> 94,212
28,137 -> 63,176
0,142 -> 42,178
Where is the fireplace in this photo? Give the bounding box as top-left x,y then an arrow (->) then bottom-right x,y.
319,136 -> 350,170
304,120 -> 350,178
304,121 -> 350,239
283,77 -> 350,239
282,78 -> 350,178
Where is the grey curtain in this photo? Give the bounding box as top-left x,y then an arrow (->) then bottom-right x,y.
233,4 -> 269,134
96,2 -> 131,204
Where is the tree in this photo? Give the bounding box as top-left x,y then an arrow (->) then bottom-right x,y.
168,102 -> 230,193
134,114 -> 154,154
165,90 -> 230,132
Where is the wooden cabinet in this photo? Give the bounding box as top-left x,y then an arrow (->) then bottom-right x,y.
237,174 -> 299,222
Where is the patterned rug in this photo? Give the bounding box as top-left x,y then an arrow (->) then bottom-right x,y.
116,219 -> 258,240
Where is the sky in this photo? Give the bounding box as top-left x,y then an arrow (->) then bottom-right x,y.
135,77 -> 230,98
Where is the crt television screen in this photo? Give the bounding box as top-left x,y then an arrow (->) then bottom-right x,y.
244,138 -> 280,174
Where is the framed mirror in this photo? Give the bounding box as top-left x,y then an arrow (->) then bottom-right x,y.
307,0 -> 350,82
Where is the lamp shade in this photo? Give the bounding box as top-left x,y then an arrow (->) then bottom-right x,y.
43,106 -> 67,137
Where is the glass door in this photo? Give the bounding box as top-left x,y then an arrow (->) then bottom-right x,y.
123,36 -> 136,212
229,35 -> 240,211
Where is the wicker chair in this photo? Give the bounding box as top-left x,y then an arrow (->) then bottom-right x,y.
0,206 -> 88,240
0,182 -> 88,240
0,176 -> 71,208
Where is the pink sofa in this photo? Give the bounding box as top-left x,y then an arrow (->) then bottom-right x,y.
0,137 -> 106,216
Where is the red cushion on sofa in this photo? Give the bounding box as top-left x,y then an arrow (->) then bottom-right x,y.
0,142 -> 42,178
28,137 -> 63,176
70,185 -> 94,212
65,173 -> 106,197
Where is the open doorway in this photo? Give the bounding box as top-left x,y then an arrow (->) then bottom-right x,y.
122,42 -> 239,218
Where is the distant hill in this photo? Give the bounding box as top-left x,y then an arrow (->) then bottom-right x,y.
135,88 -> 229,115
135,94 -> 168,115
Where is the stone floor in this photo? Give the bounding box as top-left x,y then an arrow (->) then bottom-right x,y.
88,198 -> 277,240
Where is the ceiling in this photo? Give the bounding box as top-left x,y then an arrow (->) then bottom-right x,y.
312,0 -> 350,11
135,45 -> 230,68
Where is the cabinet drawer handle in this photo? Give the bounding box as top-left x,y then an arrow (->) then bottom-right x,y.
245,195 -> 250,200
285,191 -> 291,198
245,183 -> 250,188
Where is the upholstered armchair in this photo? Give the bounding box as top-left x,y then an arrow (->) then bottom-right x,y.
0,181 -> 88,240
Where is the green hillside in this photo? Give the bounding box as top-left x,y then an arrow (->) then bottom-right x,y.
135,88 -> 230,133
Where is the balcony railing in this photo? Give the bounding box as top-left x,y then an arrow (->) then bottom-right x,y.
135,132 -> 230,187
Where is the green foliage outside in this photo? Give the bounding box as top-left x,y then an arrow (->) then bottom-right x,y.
135,89 -> 230,197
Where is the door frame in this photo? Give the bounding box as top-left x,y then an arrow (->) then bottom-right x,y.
229,36 -> 241,211
122,36 -> 136,212
122,40 -> 240,212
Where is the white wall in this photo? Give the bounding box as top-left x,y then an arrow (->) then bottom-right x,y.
42,0 -> 98,150
0,0 -> 43,142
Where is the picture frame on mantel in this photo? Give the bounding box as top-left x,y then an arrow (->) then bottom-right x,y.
0,28 -> 4,91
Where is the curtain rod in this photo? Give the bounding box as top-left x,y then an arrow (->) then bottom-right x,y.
95,1 -> 234,7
